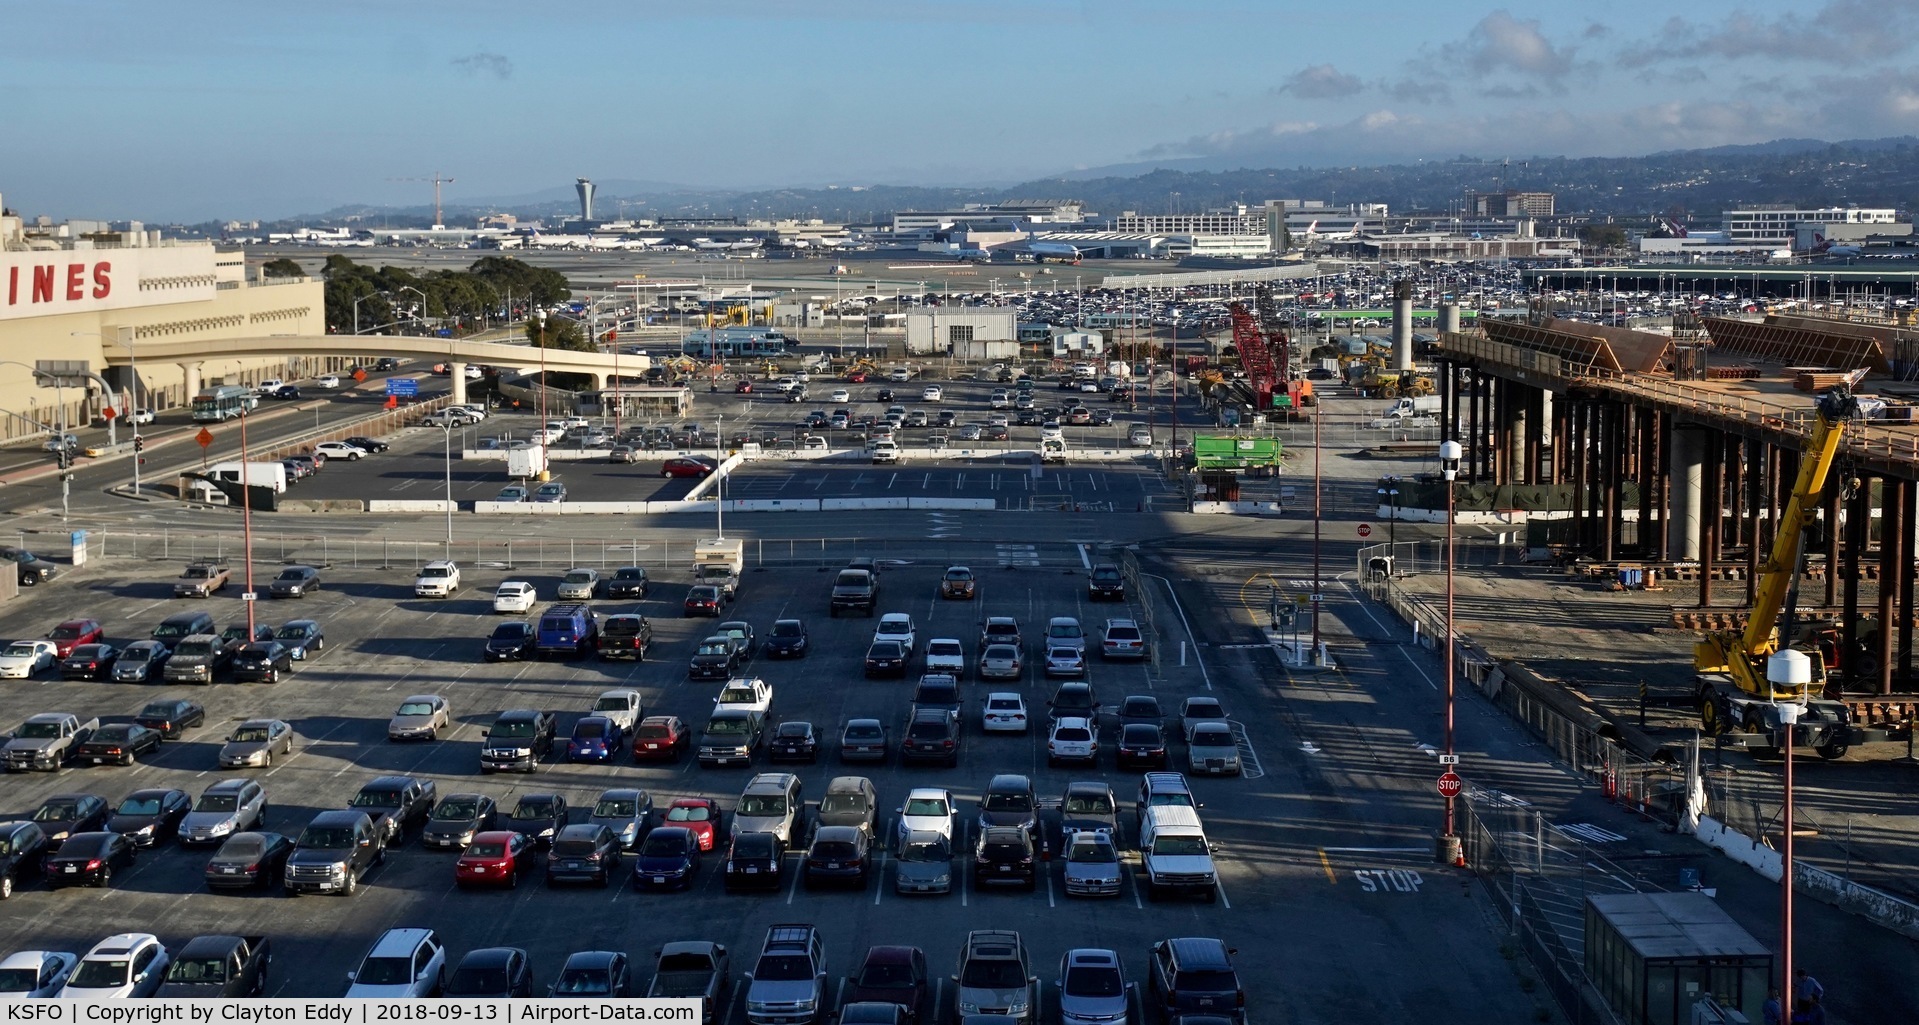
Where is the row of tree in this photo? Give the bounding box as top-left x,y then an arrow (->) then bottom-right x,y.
268,255 -> 590,349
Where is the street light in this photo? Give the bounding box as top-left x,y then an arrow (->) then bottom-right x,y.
398,286 -> 430,334
1438,439 -> 1463,865
439,422 -> 456,551
1378,475 -> 1401,565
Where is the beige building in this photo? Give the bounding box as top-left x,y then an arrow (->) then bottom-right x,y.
0,196 -> 326,443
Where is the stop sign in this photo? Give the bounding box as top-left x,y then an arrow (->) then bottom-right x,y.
1437,772 -> 1463,798
1357,523 -> 1372,538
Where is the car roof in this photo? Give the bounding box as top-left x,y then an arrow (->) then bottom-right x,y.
559,950 -> 621,970
862,945 -> 920,964
455,948 -> 522,969
1163,937 -> 1233,966
1064,949 -> 1119,966
986,774 -> 1031,790
555,823 -> 606,840
813,825 -> 862,842
399,694 -> 441,705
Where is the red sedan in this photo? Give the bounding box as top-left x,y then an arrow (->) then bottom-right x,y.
662,798 -> 723,851
632,715 -> 689,762
455,830 -> 537,889
47,618 -> 105,658
660,456 -> 719,479
845,370 -> 868,383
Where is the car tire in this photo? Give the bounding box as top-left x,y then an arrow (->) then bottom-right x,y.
0,872 -> 11,900
93,866 -> 110,888
121,752 -> 134,766
342,870 -> 358,896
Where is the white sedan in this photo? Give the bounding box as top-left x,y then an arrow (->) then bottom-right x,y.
897,788 -> 958,850
921,385 -> 943,402
829,389 -> 852,404
129,409 -> 156,425
314,441 -> 368,461
0,639 -> 58,678
493,581 -> 538,614
315,375 -> 342,389
982,692 -> 1030,733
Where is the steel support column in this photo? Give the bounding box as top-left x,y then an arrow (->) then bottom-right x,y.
1601,403 -> 1621,560
1701,432 -> 1722,608
1879,478 -> 1902,695
1822,473 -> 1841,608
1902,479 -> 1916,685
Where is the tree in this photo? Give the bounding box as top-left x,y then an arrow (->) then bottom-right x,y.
260,258 -> 305,278
319,254 -> 362,279
469,255 -> 571,306
524,317 -> 593,352
1579,224 -> 1629,250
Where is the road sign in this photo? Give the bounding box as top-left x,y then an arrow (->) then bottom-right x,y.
195,427 -> 213,448
352,368 -> 367,382
385,377 -> 419,397
1357,523 -> 1372,538
241,592 -> 258,601
100,406 -> 117,421
1309,593 -> 1323,603
1437,754 -> 1458,765
1437,772 -> 1463,799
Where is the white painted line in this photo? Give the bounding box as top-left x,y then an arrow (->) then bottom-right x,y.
873,849 -> 887,905
1076,544 -> 1092,570
1143,572 -> 1211,690
1214,879 -> 1231,909
1397,647 -> 1438,691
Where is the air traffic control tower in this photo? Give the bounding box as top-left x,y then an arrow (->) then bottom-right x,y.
576,178 -> 595,222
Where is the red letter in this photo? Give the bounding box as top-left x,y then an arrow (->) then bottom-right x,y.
31,265 -> 54,303
66,263 -> 85,300
92,262 -> 111,299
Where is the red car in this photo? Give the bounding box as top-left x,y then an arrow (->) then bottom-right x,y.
661,456 -> 718,479
845,370 -> 868,383
632,715 -> 689,762
662,797 -> 723,851
734,380 -> 754,394
47,619 -> 104,658
455,830 -> 537,889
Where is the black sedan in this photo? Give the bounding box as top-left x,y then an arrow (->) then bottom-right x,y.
231,641 -> 293,683
58,643 -> 119,680
723,831 -> 785,892
764,619 -> 809,658
343,436 -> 390,453
444,948 -> 534,998
107,788 -> 192,848
0,820 -> 49,900
1116,724 -> 1169,769
267,565 -> 320,598
545,824 -> 622,887
43,831 -> 136,889
768,721 -> 819,763
134,699 -> 205,740
632,827 -> 702,891
863,640 -> 908,679
74,724 -> 163,767
203,831 -> 295,891
505,794 -> 567,848
33,794 -> 110,853
484,622 -> 537,661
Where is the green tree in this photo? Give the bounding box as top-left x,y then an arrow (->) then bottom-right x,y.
1579,224 -> 1629,250
524,317 -> 593,351
260,257 -> 305,278
319,254 -> 362,279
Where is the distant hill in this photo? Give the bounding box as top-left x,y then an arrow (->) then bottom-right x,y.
236,136 -> 1918,232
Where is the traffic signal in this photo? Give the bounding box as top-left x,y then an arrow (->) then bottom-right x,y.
133,435 -> 145,453
56,448 -> 72,469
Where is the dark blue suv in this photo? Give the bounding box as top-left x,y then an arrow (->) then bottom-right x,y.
537,603 -> 599,660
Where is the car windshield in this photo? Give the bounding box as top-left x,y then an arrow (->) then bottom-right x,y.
859,962 -> 916,987
553,968 -> 610,995
1066,967 -> 1124,997
961,960 -> 1026,989
298,827 -> 355,849
820,794 -> 865,814
124,648 -> 157,663
434,799 -> 482,820
593,798 -> 637,817
982,792 -> 1031,813
397,702 -> 436,716
755,955 -> 814,982
354,956 -> 413,987
275,625 -> 310,640
176,640 -> 216,657
491,720 -> 535,739
868,642 -> 902,657
491,624 -> 529,640
553,835 -> 604,856
705,718 -> 748,736
697,641 -> 730,656
845,724 -> 882,740
637,724 -> 673,739
987,698 -> 1022,711
564,571 -> 592,583
1064,794 -> 1111,814
196,793 -> 238,813
351,790 -> 402,808
901,838 -> 949,862
984,645 -> 1017,661
450,968 -> 510,993
274,570 -> 306,582
34,802 -> 81,821
50,625 -> 85,639
737,794 -> 787,816
1054,728 -> 1092,743
465,839 -> 508,858
1068,839 -> 1117,863
946,568 -> 971,581
1049,624 -> 1082,640
904,797 -> 948,817
1191,729 -> 1234,747
1123,725 -> 1161,743
117,795 -> 163,815
1153,836 -> 1209,856
512,798 -> 557,818
574,721 -> 606,739
1109,628 -> 1141,641
640,832 -> 688,856
5,643 -> 36,657
1173,969 -> 1237,992
69,959 -> 131,988
666,805 -> 710,823
0,967 -> 40,993
907,721 -> 948,740
1147,791 -> 1194,809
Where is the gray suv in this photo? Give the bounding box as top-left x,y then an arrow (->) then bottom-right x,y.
284,809 -> 384,896
953,930 -> 1037,1025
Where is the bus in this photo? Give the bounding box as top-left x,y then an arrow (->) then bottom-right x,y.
680,328 -> 790,359
191,385 -> 258,422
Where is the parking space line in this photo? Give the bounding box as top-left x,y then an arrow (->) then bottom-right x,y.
1214,879 -> 1232,908
872,849 -> 886,905
1045,865 -> 1056,908
785,853 -> 803,904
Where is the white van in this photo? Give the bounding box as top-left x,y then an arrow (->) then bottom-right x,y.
870,439 -> 902,464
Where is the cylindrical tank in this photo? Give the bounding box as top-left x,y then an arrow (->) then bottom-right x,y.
1438,302 -> 1461,335
1391,280 -> 1414,371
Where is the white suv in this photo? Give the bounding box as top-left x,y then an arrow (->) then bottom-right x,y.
414,561 -> 460,598
345,928 -> 445,998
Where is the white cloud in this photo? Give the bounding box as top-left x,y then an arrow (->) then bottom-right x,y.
1462,11 -> 1573,80
1620,1 -> 1919,68
1278,64 -> 1364,100
451,52 -> 513,79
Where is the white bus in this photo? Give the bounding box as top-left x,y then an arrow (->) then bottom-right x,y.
191,385 -> 258,422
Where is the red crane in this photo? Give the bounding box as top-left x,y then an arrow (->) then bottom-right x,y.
1227,301 -> 1278,410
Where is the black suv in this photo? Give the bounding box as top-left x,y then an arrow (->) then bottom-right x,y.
972,826 -> 1036,890
1148,939 -> 1245,1023
348,775 -> 438,846
1087,564 -> 1126,601
900,709 -> 961,767
600,615 -> 653,661
480,710 -> 557,774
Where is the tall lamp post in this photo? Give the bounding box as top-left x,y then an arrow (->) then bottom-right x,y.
1437,440 -> 1463,863
439,423 -> 455,551
1378,475 -> 1401,571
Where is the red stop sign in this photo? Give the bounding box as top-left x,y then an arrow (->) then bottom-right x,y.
1357,523 -> 1372,538
1437,772 -> 1463,798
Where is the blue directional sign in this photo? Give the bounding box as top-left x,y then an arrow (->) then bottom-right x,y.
385,377 -> 419,397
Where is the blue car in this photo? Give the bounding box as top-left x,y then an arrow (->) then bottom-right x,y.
567,715 -> 623,764
632,826 -> 702,891
275,619 -> 326,660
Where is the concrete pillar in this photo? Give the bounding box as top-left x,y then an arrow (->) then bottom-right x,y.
1507,383 -> 1526,485
450,362 -> 468,405
1745,438 -> 1763,606
1700,434 -> 1722,608
1637,409 -> 1656,553
1467,369 -> 1483,483
1879,478 -> 1901,695
1822,469 -> 1841,608
181,361 -> 202,400
1438,302 -> 1461,335
1391,280 -> 1414,371
1901,479 -> 1916,684
1668,426 -> 1704,561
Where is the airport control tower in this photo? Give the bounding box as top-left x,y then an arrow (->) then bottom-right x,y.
575,178 -> 596,223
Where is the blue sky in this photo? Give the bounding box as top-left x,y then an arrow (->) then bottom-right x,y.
5,0 -> 1917,221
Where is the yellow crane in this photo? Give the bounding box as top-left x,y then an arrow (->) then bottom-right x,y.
1694,380 -> 1862,758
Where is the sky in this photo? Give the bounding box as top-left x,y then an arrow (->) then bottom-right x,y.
5,0 -> 1919,222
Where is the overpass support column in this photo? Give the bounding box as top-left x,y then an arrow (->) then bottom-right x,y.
1900,480 -> 1916,684
1822,465 -> 1841,608
1602,402 -> 1625,561
1668,426 -> 1704,562
1878,478 -> 1904,695
449,362 -> 468,406
1699,432 -> 1722,608
181,362 -> 202,401
1843,474 -> 1870,686
1636,409 -> 1656,554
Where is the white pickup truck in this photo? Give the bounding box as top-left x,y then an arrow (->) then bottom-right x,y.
713,677 -> 773,717
591,689 -> 645,733
924,638 -> 966,678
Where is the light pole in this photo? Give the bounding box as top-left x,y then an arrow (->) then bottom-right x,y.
1379,475 -> 1401,567
398,285 -> 430,334
441,423 -> 455,551
714,412 -> 725,541
1438,440 -> 1463,863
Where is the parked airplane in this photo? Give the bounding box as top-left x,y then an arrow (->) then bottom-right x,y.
1808,233 -> 1863,257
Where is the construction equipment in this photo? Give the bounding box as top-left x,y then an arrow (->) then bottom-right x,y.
1693,381 -> 1863,758
1225,302 -> 1279,410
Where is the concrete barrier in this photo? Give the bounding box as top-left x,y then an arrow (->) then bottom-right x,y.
908,498 -> 996,511
722,499 -> 821,513
279,499 -> 368,513
368,499 -> 456,513
1191,501 -> 1284,516
821,497 -> 912,511
1696,815 -> 1919,941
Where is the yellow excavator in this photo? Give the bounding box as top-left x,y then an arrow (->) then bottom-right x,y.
1694,380 -> 1862,758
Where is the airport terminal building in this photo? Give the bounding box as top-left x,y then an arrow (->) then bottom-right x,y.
0,196 -> 325,443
